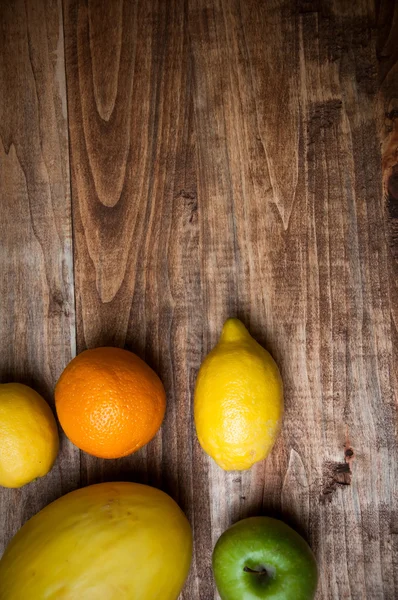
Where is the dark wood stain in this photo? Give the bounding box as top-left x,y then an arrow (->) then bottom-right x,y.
1,0 -> 398,598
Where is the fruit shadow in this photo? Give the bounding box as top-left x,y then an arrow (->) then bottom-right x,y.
79,438 -> 182,508
88,331 -> 161,379
80,454 -> 150,487
239,500 -> 311,545
233,454 -> 311,545
234,309 -> 282,365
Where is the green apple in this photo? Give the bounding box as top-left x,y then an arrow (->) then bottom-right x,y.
212,517 -> 318,600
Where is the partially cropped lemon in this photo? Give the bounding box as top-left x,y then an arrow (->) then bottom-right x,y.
194,319 -> 283,470
0,383 -> 59,488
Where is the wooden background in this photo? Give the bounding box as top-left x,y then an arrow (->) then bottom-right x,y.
1,0 -> 398,598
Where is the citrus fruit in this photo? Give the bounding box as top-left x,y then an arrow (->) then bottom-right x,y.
0,383 -> 59,488
55,347 -> 166,459
194,318 -> 283,470
0,481 -> 193,600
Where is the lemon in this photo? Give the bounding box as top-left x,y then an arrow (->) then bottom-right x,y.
194,319 -> 283,471
0,383 -> 59,488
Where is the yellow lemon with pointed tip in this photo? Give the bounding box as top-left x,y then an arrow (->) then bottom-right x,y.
0,383 -> 59,488
194,319 -> 283,471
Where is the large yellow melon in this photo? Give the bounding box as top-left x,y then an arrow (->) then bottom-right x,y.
0,482 -> 192,600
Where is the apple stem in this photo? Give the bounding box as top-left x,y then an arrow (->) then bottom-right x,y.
243,566 -> 268,576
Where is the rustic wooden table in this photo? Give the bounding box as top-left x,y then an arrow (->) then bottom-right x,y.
1,1 -> 398,598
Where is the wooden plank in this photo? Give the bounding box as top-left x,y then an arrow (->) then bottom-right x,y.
0,0 -> 78,554
64,2 -> 212,597
377,3 -> 398,595
189,1 -> 398,598
378,0 -> 398,261
64,1 -> 398,599
189,1 -> 398,597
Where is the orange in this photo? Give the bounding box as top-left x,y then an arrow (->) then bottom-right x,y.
55,347 -> 166,459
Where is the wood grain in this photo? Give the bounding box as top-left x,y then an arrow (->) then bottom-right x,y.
64,1 -> 398,598
1,0 -> 397,598
0,0 -> 79,554
378,0 -> 398,261
64,2 -> 214,595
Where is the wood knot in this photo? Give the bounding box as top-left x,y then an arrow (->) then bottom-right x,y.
386,109 -> 398,122
387,165 -> 398,203
321,460 -> 352,501
307,99 -> 343,144
176,189 -> 198,224
48,291 -> 69,318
